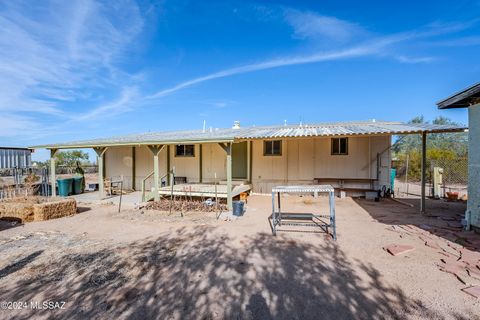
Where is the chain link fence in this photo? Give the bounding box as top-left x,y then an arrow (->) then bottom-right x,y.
0,165 -> 98,199
392,155 -> 467,198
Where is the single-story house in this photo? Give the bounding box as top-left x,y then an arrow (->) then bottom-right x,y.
33,120 -> 464,210
437,82 -> 480,232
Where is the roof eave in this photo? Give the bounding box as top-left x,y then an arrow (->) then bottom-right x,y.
436,82 -> 480,109
31,138 -> 235,150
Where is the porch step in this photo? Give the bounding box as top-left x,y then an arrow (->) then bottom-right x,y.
218,180 -> 249,186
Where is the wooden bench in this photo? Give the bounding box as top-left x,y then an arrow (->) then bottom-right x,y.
314,178 -> 377,192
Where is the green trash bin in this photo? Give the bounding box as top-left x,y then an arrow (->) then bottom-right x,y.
390,168 -> 396,192
57,178 -> 73,197
72,176 -> 84,195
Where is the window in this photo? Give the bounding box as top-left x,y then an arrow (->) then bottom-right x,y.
264,140 -> 282,156
175,144 -> 195,157
331,138 -> 348,155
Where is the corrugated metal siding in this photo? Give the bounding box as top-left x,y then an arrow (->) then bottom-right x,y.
0,148 -> 32,169
32,121 -> 466,149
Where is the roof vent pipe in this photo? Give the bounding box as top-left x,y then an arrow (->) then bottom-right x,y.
232,121 -> 241,129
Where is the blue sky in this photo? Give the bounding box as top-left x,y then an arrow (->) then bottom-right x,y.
1,0 -> 479,161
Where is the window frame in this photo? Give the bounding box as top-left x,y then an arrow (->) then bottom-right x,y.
175,144 -> 195,157
263,140 -> 282,156
331,137 -> 349,156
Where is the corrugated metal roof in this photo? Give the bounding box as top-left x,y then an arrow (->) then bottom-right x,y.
235,121 -> 465,139
32,120 -> 466,149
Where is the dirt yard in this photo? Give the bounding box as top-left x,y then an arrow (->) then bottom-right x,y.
0,195 -> 479,319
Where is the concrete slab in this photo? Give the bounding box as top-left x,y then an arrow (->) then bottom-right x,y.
69,191 -> 142,207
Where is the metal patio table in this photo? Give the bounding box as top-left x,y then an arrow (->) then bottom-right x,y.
270,185 -> 336,240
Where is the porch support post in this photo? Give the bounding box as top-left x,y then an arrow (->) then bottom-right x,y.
247,141 -> 252,183
148,145 -> 163,202
166,145 -> 171,186
132,147 -> 136,191
226,143 -> 233,211
420,132 -> 427,213
199,144 -> 203,183
94,147 -> 108,199
218,142 -> 233,211
50,148 -> 58,197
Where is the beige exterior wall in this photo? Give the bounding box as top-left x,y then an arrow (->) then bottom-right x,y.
202,143 -> 227,182
104,136 -> 391,195
104,146 -> 135,190
170,144 -> 200,183
105,145 -> 168,191
252,136 -> 391,193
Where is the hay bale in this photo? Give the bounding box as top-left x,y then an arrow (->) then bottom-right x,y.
33,198 -> 77,221
0,202 -> 35,222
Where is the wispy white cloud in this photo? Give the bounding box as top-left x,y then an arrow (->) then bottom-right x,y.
284,9 -> 367,42
395,55 -> 435,64
75,87 -> 139,121
0,114 -> 41,137
426,36 -> 480,47
147,46 -> 374,100
213,101 -> 228,108
142,18 -> 476,104
0,2 -> 477,143
0,0 -> 144,116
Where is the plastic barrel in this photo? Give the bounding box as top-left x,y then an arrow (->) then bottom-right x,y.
232,201 -> 245,216
72,177 -> 84,195
57,178 -> 73,197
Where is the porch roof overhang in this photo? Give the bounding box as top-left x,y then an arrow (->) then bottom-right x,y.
437,82 -> 480,109
31,120 -> 467,150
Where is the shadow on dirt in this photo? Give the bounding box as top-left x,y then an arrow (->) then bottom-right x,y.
354,197 -> 480,253
0,218 -> 23,231
0,225 -> 455,319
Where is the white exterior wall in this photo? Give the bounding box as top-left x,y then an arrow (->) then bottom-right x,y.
468,105 -> 480,229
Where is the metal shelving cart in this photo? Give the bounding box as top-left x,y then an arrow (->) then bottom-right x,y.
270,185 -> 336,240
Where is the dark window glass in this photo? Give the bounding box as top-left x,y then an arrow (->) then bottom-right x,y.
264,140 -> 282,156
175,145 -> 195,157
331,138 -> 348,155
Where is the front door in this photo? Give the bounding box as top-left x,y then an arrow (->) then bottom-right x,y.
232,142 -> 247,179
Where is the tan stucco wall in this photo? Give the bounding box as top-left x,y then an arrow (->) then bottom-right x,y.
104,136 -> 391,194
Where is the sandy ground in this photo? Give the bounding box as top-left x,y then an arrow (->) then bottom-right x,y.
0,195 -> 479,319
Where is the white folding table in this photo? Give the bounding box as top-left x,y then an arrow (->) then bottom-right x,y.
270,185 -> 336,240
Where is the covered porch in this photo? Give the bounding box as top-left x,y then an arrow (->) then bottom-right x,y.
44,138 -> 251,211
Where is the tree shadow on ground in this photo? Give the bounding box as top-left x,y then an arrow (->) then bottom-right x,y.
0,226 -> 453,319
354,197 -> 480,252
0,250 -> 43,279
